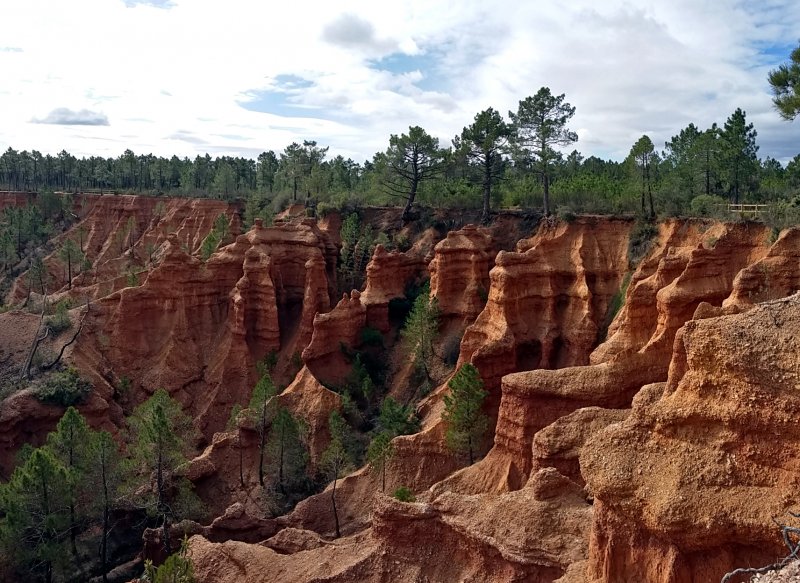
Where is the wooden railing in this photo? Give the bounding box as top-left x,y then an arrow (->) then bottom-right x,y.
727,204 -> 770,217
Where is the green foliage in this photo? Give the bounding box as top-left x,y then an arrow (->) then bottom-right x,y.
442,363 -> 488,465
509,87 -> 578,216
768,44 -> 800,120
360,326 -> 384,347
45,299 -> 72,334
36,367 -> 93,406
599,272 -> 631,342
454,107 -> 511,222
381,126 -> 446,220
268,406 -> 308,494
226,403 -> 243,431
338,212 -> 378,293
0,447 -> 72,581
377,397 -> 419,437
689,194 -> 728,217
367,431 -> 394,492
627,220 -> 658,267
143,536 -> 195,583
400,283 -> 439,387
321,410 -> 357,538
125,389 -> 202,535
392,486 -> 415,502
247,369 -> 279,487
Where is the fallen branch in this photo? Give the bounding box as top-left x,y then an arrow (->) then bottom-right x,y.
42,299 -> 90,371
721,515 -> 800,582
20,292 -> 48,380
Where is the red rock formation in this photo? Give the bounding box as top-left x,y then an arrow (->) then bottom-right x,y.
360,244 -> 427,332
71,217 -> 337,439
724,226 -> 800,310
190,468 -> 591,582
459,217 -> 633,394
531,407 -> 628,487
581,295 -> 800,583
187,366 -> 342,517
428,224 -> 494,329
453,221 -> 773,496
8,194 -> 239,303
301,290 -> 366,386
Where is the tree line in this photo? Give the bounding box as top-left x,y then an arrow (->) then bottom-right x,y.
2,85 -> 799,223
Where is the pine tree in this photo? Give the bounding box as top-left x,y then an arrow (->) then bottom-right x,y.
247,370 -> 278,487
0,448 -> 72,583
46,407 -> 92,565
267,406 -> 308,494
442,363 -> 488,465
366,431 -> 393,492
321,411 -> 355,538
125,388 -> 199,557
90,430 -> 123,583
400,283 -> 439,390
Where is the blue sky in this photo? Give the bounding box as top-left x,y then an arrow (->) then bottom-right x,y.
0,0 -> 799,163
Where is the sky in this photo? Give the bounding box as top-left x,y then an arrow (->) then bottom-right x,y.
0,0 -> 798,164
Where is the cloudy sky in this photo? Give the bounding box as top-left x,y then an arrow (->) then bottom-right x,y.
1,0 -> 798,164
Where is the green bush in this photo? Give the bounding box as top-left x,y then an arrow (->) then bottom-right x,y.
393,486 -> 415,502
689,194 -> 727,217
627,220 -> 658,267
360,326 -> 384,347
36,368 -> 92,407
45,300 -> 72,334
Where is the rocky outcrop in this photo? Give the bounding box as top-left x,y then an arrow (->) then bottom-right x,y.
581,295 -> 800,583
429,225 -> 494,329
454,221 -> 774,495
71,217 -> 337,439
724,226 -> 800,311
459,217 -> 632,394
186,365 -> 342,517
301,291 -> 366,386
190,468 -> 591,582
359,245 -> 427,332
532,407 -> 628,487
8,194 -> 240,303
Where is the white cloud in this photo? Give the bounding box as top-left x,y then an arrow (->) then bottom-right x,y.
0,0 -> 798,162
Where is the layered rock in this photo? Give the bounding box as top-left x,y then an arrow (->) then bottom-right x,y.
724,226 -> 800,310
71,217 -> 337,439
359,244 -> 427,332
190,468 -> 591,582
8,194 -> 239,303
457,221 -> 774,495
459,217 -> 633,393
581,295 -> 800,583
428,224 -> 494,329
301,291 -> 366,386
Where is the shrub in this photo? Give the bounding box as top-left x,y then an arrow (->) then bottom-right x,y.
360,326 -> 384,347
627,220 -> 658,267
393,486 -> 415,502
689,194 -> 727,217
45,300 -> 72,334
36,368 -> 92,407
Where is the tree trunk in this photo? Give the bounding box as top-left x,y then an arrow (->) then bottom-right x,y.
647,165 -> 655,219
101,452 -> 109,583
543,171 -> 551,217
401,176 -> 419,223
468,435 -> 474,465
331,472 -> 340,538
67,252 -> 72,290
481,157 -> 491,224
